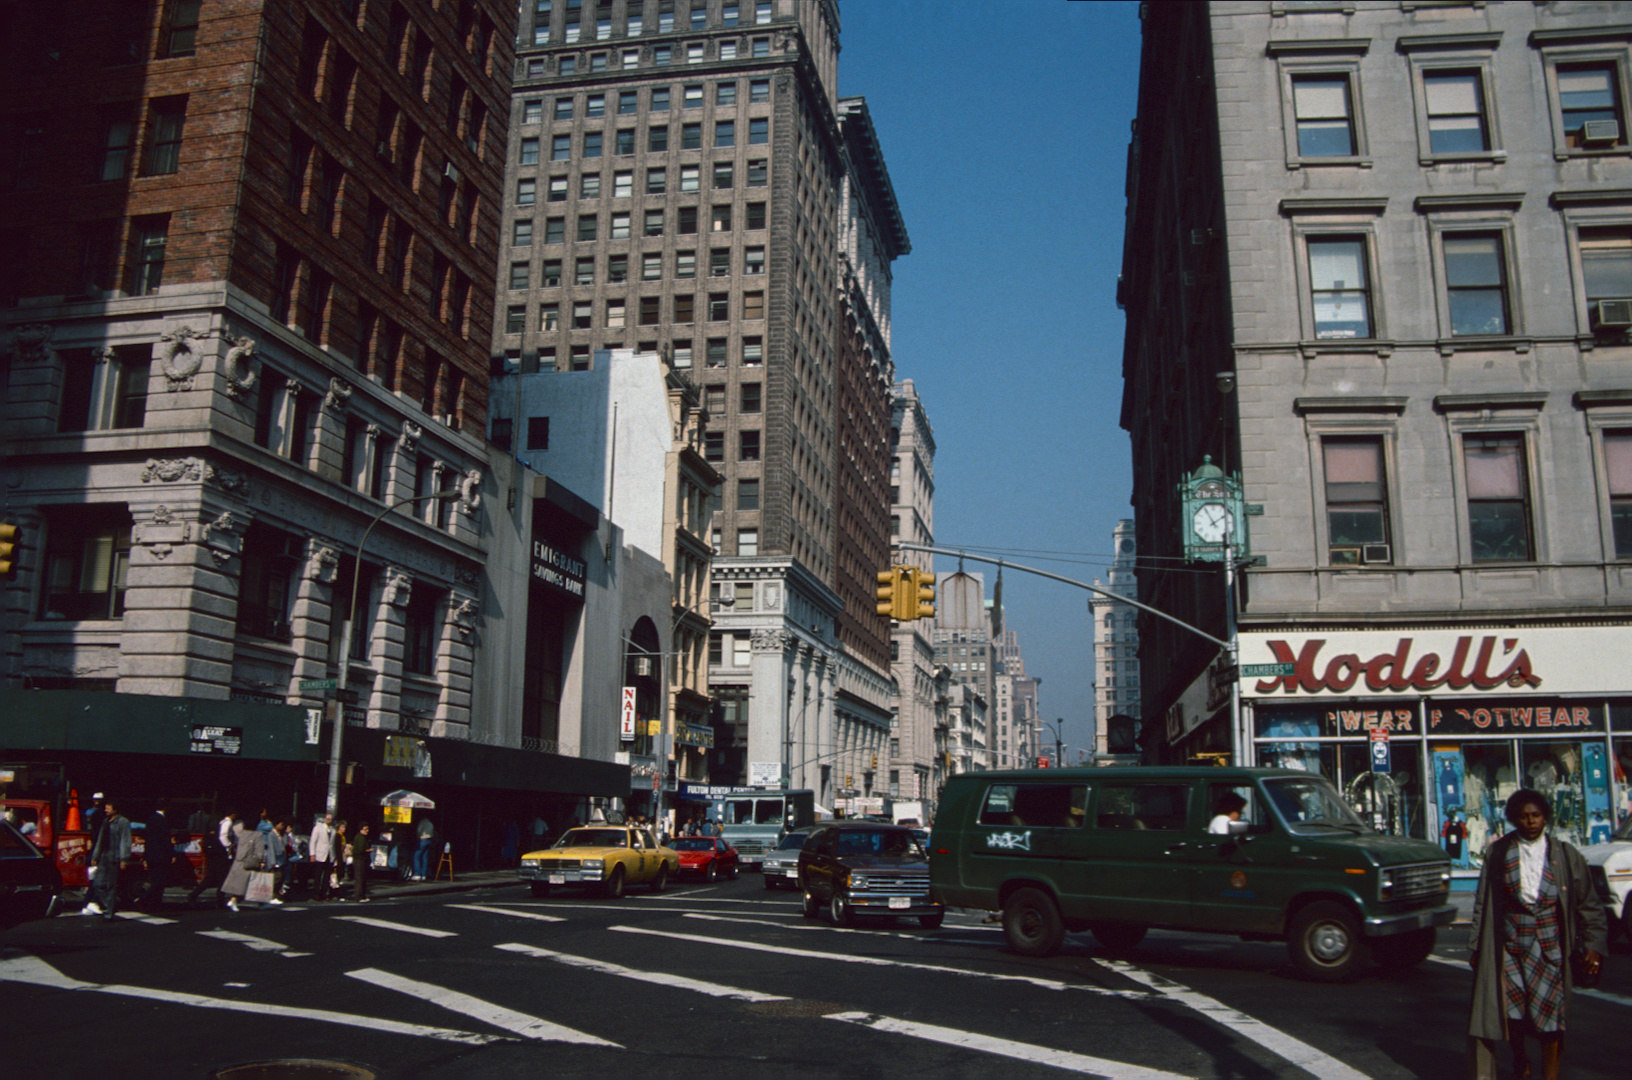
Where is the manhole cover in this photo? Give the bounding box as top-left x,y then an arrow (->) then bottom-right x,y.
213,1061 -> 376,1080
743,999 -> 849,1018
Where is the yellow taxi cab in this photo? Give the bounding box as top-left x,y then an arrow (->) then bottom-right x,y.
518,825 -> 678,898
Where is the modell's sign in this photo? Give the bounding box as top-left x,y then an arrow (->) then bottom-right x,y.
1239,627 -> 1632,699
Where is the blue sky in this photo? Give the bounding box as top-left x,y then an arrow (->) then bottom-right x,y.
837,0 -> 1143,759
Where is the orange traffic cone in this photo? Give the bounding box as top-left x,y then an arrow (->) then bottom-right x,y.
64,788 -> 83,831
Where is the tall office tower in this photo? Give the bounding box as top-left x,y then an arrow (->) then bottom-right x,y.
993,629 -> 1041,770
500,0 -> 905,807
888,379 -> 939,805
1,4 -> 513,787
1122,2 -> 1632,863
932,570 -> 993,770
1091,519 -> 1140,756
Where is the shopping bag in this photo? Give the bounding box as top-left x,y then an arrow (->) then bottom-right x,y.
245,870 -> 275,904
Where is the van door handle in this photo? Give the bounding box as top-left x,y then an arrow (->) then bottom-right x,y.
1163,843 -> 1189,854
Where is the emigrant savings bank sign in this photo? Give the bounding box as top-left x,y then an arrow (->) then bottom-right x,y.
1237,627 -> 1632,698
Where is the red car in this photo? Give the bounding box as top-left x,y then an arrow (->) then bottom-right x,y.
671,836 -> 738,882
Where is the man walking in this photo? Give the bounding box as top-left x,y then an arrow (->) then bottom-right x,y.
309,813 -> 336,900
351,823 -> 373,902
85,797 -> 131,921
189,810 -> 235,907
413,816 -> 436,881
140,802 -> 172,911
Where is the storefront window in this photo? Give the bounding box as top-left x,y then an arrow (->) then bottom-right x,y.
1520,739 -> 1606,850
1338,742 -> 1424,838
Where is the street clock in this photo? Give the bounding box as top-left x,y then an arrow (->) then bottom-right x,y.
1179,455 -> 1249,562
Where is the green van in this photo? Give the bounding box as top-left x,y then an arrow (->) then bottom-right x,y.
929,767 -> 1454,981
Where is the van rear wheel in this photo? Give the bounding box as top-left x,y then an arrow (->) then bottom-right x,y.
1089,922 -> 1147,952
1288,900 -> 1364,982
1003,888 -> 1065,957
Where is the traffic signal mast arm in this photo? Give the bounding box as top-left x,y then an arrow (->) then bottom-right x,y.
894,542 -> 1229,649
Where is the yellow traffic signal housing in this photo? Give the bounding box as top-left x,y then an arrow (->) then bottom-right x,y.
876,566 -> 910,620
910,567 -> 936,620
0,523 -> 16,576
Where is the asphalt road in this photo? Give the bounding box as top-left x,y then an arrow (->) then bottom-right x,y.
4,875 -> 1630,1079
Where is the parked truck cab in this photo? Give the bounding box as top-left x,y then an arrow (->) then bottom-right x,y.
929,767 -> 1454,982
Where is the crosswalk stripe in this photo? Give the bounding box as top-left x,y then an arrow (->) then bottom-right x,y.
197,930 -> 310,957
333,915 -> 456,938
1096,959 -> 1371,1080
113,911 -> 177,925
0,953 -> 496,1044
495,942 -> 789,1002
347,967 -> 620,1046
448,904 -> 565,922
683,911 -> 936,941
608,925 -> 1148,998
827,1011 -> 1191,1080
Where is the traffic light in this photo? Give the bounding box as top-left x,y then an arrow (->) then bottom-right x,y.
0,523 -> 16,576
876,566 -> 909,620
909,567 -> 936,620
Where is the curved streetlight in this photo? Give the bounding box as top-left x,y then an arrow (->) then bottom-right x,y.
325,490 -> 457,817
1037,718 -> 1067,769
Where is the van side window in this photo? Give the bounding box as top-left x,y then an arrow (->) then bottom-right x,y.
1205,783 -> 1264,832
1095,784 -> 1190,831
979,783 -> 1088,828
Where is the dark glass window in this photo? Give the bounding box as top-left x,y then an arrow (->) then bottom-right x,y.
1465,433 -> 1533,562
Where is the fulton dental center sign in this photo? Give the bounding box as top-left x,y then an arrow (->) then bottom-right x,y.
1238,627 -> 1632,701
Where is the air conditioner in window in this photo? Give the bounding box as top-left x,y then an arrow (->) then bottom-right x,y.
1361,544 -> 1392,564
1581,119 -> 1622,145
1592,298 -> 1632,329
1330,546 -> 1362,566
635,656 -> 654,677
443,162 -> 462,184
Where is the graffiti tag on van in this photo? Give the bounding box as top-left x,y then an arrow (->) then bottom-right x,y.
986,830 -> 1032,852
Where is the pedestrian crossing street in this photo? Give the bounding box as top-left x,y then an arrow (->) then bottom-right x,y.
0,893 -> 1424,1079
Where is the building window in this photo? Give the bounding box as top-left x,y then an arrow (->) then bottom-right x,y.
513,219 -> 533,245
144,96 -> 187,175
706,337 -> 727,366
713,161 -> 734,189
1323,437 -> 1390,565
546,217 -> 565,243
98,111 -> 135,181
609,253 -> 628,282
551,134 -> 571,161
746,159 -> 767,186
1580,226 -> 1632,328
583,131 -> 603,158
742,336 -> 762,364
517,178 -> 537,206
1558,62 -> 1626,150
41,513 -> 133,621
649,125 -> 670,152
750,78 -> 770,103
752,37 -> 769,57
719,40 -> 737,61
653,44 -> 671,65
710,248 -> 730,276
577,214 -> 598,241
739,430 -> 760,460
540,302 -> 559,330
606,299 -> 626,328
715,120 -> 735,147
542,258 -> 562,286
57,345 -> 149,433
162,0 -> 202,58
521,136 -> 541,164
628,13 -> 643,35
736,529 -> 758,557
682,122 -> 702,149
717,81 -> 738,106
676,250 -> 696,277
506,304 -> 526,333
679,206 -> 699,234
712,205 -> 732,232
675,294 -> 695,323
573,300 -> 593,328
586,93 -> 605,119
1443,232 -> 1510,336
744,246 -> 765,274
1604,431 -> 1632,559
523,99 -> 543,125
128,215 -> 169,295
740,382 -> 761,412
748,117 -> 768,144
737,479 -> 759,510
680,164 -> 700,192
640,295 -> 661,324
684,83 -> 704,108
510,262 -> 530,289
544,176 -> 565,202
1423,70 -> 1489,155
641,253 -> 662,281
645,209 -> 665,236
1307,237 -> 1372,339
616,128 -> 635,155
1464,433 -> 1533,562
704,431 -> 724,461
743,291 -> 764,319
581,173 -> 603,199
1291,73 -> 1356,158
745,202 -> 765,229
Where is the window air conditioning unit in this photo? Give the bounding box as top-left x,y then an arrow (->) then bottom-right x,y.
1591,298 -> 1632,329
1361,544 -> 1392,564
635,656 -> 654,677
1581,119 -> 1621,145
1330,546 -> 1362,566
444,162 -> 462,184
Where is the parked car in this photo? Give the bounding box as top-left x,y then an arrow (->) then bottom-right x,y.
761,829 -> 809,890
0,815 -> 62,927
930,767 -> 1454,981
1584,813 -> 1632,942
798,821 -> 944,928
672,836 -> 739,882
517,826 -> 678,899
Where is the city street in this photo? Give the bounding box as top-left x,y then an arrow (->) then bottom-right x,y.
4,875 -> 1629,1079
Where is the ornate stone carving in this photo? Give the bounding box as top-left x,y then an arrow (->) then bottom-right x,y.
775,28 -> 797,54
160,325 -> 210,391
751,629 -> 796,653
775,71 -> 792,94
324,377 -> 353,412
211,466 -> 250,498
200,511 -> 237,542
222,336 -> 259,399
458,468 -> 483,515
141,457 -> 205,484
452,597 -> 479,639
10,323 -> 56,365
150,505 -> 175,526
306,540 -> 339,583
455,566 -> 481,587
401,420 -> 422,452
382,567 -> 413,607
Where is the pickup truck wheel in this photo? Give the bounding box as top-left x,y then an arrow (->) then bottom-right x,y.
830,893 -> 854,927
1288,900 -> 1364,982
801,888 -> 820,919
918,910 -> 945,930
1003,888 -> 1065,957
603,866 -> 626,900
1089,922 -> 1147,952
650,864 -> 669,894
529,882 -> 551,898
1372,927 -> 1434,972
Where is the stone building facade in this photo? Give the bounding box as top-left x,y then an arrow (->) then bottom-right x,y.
1122,1 -> 1632,868
1091,519 -> 1141,755
888,379 -> 940,804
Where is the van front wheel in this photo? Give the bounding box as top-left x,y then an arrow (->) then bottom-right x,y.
1003,888 -> 1065,957
1288,900 -> 1364,982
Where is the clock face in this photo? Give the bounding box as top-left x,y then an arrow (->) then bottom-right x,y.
1192,502 -> 1234,543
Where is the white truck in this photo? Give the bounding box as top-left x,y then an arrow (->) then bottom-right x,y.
892,800 -> 925,827
1584,815 -> 1632,942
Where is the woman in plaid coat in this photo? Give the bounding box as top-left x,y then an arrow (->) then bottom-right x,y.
1468,788 -> 1607,1080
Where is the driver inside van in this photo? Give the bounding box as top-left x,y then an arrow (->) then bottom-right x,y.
1208,791 -> 1248,834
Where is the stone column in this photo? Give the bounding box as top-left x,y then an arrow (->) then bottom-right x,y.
748,628 -> 793,785
288,538 -> 340,704
366,566 -> 412,728
432,592 -> 478,736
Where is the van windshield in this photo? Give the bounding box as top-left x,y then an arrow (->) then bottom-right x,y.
1262,777 -> 1368,835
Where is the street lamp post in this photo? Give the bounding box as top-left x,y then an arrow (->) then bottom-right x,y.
325,491 -> 455,818
1037,719 -> 1067,768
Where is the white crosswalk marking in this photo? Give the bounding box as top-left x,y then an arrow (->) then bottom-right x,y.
333,915 -> 456,938
828,1011 -> 1191,1080
448,904 -> 565,922
1097,959 -> 1371,1080
347,967 -> 619,1046
0,953 -> 497,1044
198,929 -> 310,957
496,942 -> 789,1002
113,911 -> 177,925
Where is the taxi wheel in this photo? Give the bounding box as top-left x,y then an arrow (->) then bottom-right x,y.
830,893 -> 854,927
1003,888 -> 1065,957
918,910 -> 945,930
650,864 -> 669,894
603,866 -> 626,900
705,861 -> 718,883
1372,927 -> 1435,972
802,888 -> 820,919
1288,900 -> 1364,982
1089,922 -> 1147,952
529,882 -> 551,898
